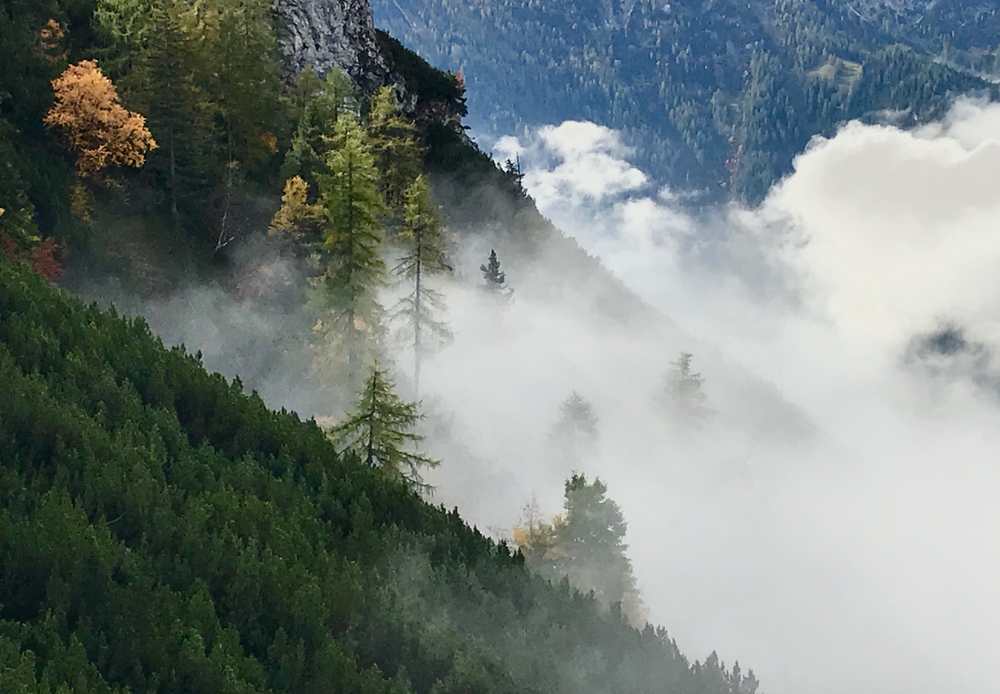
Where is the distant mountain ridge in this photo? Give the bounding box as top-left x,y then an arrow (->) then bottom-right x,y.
372,0 -> 999,201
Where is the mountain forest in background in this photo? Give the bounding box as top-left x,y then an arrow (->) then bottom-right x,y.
373,0 -> 1000,201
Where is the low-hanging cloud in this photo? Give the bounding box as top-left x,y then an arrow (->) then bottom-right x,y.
474,98 -> 1000,694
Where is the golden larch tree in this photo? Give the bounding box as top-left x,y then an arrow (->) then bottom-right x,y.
44,60 -> 157,177
268,176 -> 322,238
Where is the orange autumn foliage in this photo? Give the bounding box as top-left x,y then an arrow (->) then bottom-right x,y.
44,60 -> 157,177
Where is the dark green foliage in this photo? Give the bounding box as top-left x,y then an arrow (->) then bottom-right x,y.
281,67 -> 359,185
136,1 -> 210,228
0,4 -> 79,240
375,30 -> 467,115
0,252 -> 756,694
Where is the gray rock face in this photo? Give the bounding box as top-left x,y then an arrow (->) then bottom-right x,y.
273,0 -> 388,88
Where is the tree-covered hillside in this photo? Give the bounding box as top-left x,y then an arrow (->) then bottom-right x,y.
373,0 -> 998,201
0,257 -> 758,693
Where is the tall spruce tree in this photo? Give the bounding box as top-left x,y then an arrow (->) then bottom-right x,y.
332,364 -> 438,492
139,0 -> 208,229
180,0 -> 282,181
367,85 -> 422,212
393,175 -> 452,393
314,115 -> 387,387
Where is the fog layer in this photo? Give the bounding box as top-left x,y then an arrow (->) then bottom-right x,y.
454,100 -> 1000,694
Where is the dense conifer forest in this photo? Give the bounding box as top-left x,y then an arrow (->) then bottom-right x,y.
0,246 -> 759,693
373,0 -> 1000,201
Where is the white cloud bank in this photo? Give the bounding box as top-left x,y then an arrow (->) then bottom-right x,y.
473,99 -> 1000,694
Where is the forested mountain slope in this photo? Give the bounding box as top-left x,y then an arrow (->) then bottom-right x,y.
0,257 -> 758,693
0,2 -> 759,691
373,0 -> 999,201
0,0 -> 652,414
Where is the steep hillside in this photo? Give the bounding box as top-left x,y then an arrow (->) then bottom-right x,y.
0,256 -> 758,693
373,0 -> 998,201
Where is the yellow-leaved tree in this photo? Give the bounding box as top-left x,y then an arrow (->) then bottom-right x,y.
44,60 -> 157,178
268,176 -> 322,238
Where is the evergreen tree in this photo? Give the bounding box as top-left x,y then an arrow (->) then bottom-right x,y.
503,155 -> 526,198
139,0 -> 209,228
393,175 -> 452,393
553,391 -> 598,439
367,85 -> 422,211
549,391 -> 598,468
513,474 -> 643,625
557,474 -> 642,621
480,248 -> 510,296
663,352 -> 711,424
282,67 -> 358,185
332,364 -> 438,492
199,0 -> 282,170
94,0 -> 154,79
313,115 -> 387,387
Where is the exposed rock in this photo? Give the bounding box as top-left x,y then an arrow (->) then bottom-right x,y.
274,0 -> 469,139
273,0 -> 388,90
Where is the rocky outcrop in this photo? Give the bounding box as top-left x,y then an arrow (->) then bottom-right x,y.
274,0 -> 469,138
273,0 -> 388,89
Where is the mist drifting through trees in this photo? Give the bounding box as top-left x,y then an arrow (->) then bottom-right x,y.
4,2 -> 1000,693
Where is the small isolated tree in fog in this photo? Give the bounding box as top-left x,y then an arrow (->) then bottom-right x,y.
480,248 -> 511,297
663,351 -> 711,424
393,175 -> 453,393
332,364 -> 438,493
313,115 -> 386,387
549,391 -> 598,468
552,391 -> 598,439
